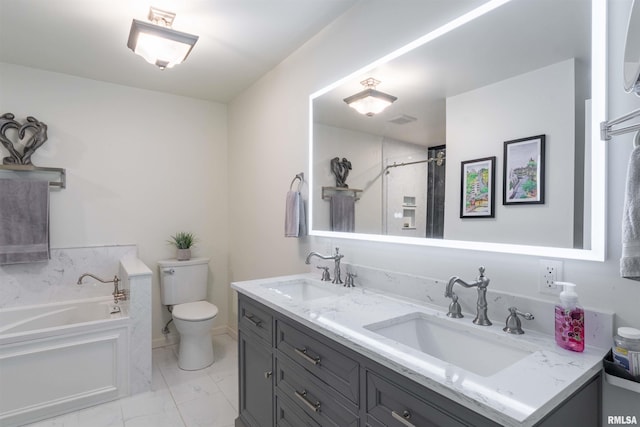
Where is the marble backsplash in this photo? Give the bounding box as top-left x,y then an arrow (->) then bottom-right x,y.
0,244 -> 137,308
328,262 -> 616,350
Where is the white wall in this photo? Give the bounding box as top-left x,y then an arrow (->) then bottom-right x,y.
0,63 -> 229,343
444,59 -> 576,247
313,123 -> 383,234
228,0 -> 640,421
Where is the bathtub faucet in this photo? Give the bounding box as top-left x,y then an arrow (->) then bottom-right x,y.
77,273 -> 127,304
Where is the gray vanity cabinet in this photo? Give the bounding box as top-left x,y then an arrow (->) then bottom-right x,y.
364,365 -> 501,427
236,295 -> 601,427
238,297 -> 275,427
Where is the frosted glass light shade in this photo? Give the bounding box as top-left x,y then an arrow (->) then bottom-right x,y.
127,19 -> 199,70
343,88 -> 397,117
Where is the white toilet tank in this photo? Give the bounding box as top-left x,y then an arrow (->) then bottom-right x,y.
158,258 -> 210,306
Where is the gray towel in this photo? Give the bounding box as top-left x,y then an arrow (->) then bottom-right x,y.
621,146 -> 640,280
330,193 -> 355,232
0,179 -> 50,265
284,190 -> 306,237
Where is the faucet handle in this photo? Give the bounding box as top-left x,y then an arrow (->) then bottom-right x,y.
446,293 -> 463,318
503,307 -> 534,334
478,266 -> 485,277
317,266 -> 331,281
344,272 -> 357,287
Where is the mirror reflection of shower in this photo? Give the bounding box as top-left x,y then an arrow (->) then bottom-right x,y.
382,140 -> 445,238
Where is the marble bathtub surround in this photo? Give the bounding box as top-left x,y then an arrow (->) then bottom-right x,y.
0,244 -> 153,397
0,244 -> 137,308
232,272 -> 611,426
120,256 -> 153,395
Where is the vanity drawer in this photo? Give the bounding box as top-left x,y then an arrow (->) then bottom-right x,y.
275,356 -> 358,427
366,370 -> 498,427
276,318 -> 359,404
239,296 -> 273,345
275,390 -> 320,427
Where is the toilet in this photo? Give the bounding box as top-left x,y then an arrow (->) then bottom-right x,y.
158,258 -> 218,370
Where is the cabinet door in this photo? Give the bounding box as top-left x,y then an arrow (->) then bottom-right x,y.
239,332 -> 274,427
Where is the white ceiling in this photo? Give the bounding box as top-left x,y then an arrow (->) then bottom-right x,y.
0,0 -> 358,102
313,0 -> 591,145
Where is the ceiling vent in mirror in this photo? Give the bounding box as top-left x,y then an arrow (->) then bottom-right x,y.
127,7 -> 199,70
343,78 -> 397,117
388,114 -> 417,125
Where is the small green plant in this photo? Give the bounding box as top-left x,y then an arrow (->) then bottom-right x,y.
168,232 -> 196,249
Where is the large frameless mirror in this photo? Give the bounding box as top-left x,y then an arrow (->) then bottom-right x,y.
309,0 -> 606,261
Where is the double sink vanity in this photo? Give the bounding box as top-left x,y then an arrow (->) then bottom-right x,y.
232,268 -> 609,427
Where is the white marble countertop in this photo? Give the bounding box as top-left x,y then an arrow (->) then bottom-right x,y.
232,273 -> 608,427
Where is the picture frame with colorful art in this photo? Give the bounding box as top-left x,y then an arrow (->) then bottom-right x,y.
460,156 -> 496,218
503,135 -> 545,205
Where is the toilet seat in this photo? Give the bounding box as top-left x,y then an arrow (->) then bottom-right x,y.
173,301 -> 218,321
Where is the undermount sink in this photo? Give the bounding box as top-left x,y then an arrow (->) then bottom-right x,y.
364,312 -> 534,377
265,279 -> 345,301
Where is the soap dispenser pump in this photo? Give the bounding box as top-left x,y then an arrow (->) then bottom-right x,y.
554,282 -> 585,352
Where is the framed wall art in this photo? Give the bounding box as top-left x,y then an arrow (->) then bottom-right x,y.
503,135 -> 545,205
460,156 -> 496,218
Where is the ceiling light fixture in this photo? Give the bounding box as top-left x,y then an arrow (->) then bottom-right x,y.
127,7 -> 199,70
343,78 -> 398,117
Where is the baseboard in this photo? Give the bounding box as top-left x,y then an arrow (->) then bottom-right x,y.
152,325 -> 237,348
225,325 -> 238,340
152,332 -> 179,348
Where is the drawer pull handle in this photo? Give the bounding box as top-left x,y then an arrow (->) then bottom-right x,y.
294,347 -> 321,366
294,390 -> 321,412
244,314 -> 262,328
264,370 -> 272,379
391,410 -> 416,427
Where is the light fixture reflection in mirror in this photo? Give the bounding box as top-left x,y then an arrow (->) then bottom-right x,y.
308,0 -> 606,261
343,78 -> 398,117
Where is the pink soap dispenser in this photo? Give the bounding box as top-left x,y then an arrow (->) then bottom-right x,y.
554,282 -> 584,352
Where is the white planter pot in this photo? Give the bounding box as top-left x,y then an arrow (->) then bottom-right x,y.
176,248 -> 191,261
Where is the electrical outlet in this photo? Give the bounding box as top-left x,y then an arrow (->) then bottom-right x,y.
539,259 -> 564,294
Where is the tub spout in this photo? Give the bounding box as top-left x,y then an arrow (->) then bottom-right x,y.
77,273 -> 126,304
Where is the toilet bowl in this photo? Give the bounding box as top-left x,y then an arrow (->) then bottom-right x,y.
158,258 -> 219,371
172,301 -> 218,370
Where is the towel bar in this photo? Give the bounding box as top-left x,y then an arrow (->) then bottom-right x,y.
0,164 -> 66,188
322,186 -> 362,201
601,107 -> 640,142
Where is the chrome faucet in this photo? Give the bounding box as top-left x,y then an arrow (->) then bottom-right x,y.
77,273 -> 126,304
444,266 -> 492,326
305,247 -> 344,284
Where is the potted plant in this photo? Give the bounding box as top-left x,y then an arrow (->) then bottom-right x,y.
168,232 -> 196,261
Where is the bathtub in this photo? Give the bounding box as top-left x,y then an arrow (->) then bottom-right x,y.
0,297 -> 129,427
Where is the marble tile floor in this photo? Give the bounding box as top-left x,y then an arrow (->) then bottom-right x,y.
24,334 -> 239,427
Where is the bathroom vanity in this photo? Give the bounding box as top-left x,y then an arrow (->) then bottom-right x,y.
232,274 -> 606,427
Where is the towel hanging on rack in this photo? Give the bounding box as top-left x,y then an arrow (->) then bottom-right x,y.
0,179 -> 50,265
285,173 -> 306,238
620,147 -> 640,280
330,193 -> 355,232
621,145 -> 640,280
